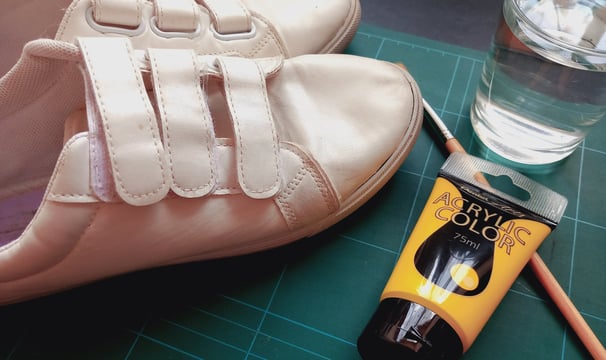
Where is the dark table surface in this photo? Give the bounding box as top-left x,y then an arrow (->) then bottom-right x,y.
360,0 -> 504,50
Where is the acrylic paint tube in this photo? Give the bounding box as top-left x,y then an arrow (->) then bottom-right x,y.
357,152 -> 567,360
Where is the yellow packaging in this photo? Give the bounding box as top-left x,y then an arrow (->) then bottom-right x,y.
358,153 -> 567,360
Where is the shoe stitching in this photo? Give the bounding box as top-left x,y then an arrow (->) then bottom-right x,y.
281,143 -> 339,212
247,14 -> 287,58
204,0 -> 221,32
48,134 -> 94,201
235,1 -> 250,30
81,40 -> 168,201
254,61 -> 281,193
157,0 -> 165,29
150,49 -> 216,195
148,51 -> 178,191
56,1 -> 285,58
205,0 -> 252,36
136,0 -> 143,26
248,30 -> 271,58
211,142 -> 240,194
189,0 -> 198,30
190,49 -> 217,194
89,105 -> 100,197
154,0 -> 198,31
92,0 -> 102,24
222,59 -> 280,195
275,144 -> 341,229
88,97 -> 115,201
276,166 -> 307,228
80,43 -> 109,196
304,162 -> 338,213
48,193 -> 94,201
119,40 -> 168,200
54,0 -> 79,40
220,63 -> 241,186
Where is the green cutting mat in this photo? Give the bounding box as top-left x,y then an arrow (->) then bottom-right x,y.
1,23 -> 604,359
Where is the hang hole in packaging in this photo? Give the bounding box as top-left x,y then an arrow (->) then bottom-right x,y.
357,152 -> 568,360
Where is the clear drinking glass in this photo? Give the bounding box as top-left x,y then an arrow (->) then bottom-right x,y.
470,0 -> 606,170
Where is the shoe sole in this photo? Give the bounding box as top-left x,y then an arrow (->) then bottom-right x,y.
320,0 -> 362,54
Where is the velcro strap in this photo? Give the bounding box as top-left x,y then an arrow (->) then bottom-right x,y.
216,56 -> 280,199
153,0 -> 199,32
201,0 -> 252,35
92,0 -> 143,28
148,48 -> 216,198
78,37 -> 170,206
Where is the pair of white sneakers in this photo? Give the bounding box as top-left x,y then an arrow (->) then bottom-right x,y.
0,0 -> 423,304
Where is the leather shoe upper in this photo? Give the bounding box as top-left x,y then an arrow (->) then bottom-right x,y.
0,37 -> 422,304
0,0 -> 361,76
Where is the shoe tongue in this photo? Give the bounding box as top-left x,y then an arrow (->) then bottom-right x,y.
63,109 -> 88,144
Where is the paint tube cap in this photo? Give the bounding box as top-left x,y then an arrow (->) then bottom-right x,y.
357,298 -> 463,360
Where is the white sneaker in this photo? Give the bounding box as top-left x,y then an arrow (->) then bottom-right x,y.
0,37 -> 423,304
0,0 -> 361,76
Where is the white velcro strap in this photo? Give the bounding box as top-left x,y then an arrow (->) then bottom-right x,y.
78,37 -> 170,206
216,56 -> 280,199
201,0 -> 252,35
148,48 -> 216,198
212,138 -> 240,195
92,0 -> 144,28
153,0 -> 199,32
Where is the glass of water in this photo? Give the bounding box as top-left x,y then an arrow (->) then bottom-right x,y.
470,0 -> 606,170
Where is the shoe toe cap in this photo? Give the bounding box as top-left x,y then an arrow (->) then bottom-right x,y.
270,55 -> 423,202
